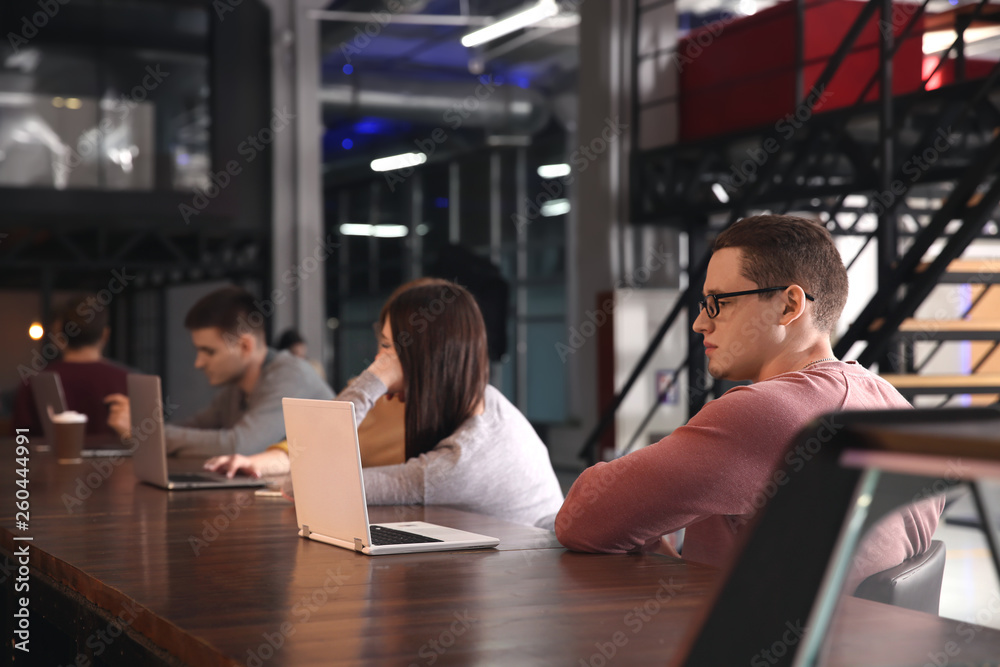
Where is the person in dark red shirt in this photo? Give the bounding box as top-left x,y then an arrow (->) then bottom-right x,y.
12,294 -> 128,439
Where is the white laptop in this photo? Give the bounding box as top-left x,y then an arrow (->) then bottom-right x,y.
31,371 -> 132,457
282,397 -> 500,555
129,374 -> 267,490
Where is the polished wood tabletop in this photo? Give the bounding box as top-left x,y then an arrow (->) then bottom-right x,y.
2,449 -> 718,666
5,447 -> 1000,666
827,596 -> 1000,667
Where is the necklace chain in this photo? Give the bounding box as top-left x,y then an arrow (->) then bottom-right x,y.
802,357 -> 837,370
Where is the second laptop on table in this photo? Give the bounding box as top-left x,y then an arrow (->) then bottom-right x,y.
129,373 -> 267,490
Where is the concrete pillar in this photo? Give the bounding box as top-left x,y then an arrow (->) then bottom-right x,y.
547,0 -> 631,466
263,0 -> 328,366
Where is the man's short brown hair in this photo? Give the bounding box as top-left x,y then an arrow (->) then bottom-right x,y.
59,294 -> 109,349
713,215 -> 849,332
184,286 -> 266,339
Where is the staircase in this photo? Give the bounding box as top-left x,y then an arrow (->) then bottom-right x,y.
881,259 -> 1000,405
580,0 -> 1000,461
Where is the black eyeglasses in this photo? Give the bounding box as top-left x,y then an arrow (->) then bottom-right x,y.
697,286 -> 815,319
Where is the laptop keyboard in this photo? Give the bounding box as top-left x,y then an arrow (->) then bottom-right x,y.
369,525 -> 442,545
169,473 -> 225,483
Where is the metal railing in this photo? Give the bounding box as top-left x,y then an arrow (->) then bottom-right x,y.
582,0 -> 1000,462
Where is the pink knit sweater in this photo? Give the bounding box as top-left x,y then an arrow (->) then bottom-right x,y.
556,361 -> 943,578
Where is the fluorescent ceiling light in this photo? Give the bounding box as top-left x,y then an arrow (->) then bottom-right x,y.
461,0 -> 560,48
923,26 -> 1000,54
339,224 -> 409,238
540,198 -> 571,217
842,194 -> 869,209
537,163 -> 571,178
370,152 -> 427,172
372,225 -> 409,238
0,92 -> 33,107
711,183 -> 730,203
339,223 -> 372,236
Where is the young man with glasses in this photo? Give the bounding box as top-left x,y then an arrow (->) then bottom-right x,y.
556,215 -> 942,579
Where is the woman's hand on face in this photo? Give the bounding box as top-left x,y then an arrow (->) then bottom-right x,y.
368,345 -> 404,397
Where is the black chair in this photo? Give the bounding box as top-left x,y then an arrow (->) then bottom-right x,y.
675,406 -> 1000,667
854,539 -> 946,614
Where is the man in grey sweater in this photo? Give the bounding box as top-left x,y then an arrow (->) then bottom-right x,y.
107,286 -> 333,457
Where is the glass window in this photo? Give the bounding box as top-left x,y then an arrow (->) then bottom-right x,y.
526,322 -> 568,423
0,1 -> 210,191
527,283 -> 567,317
458,152 -> 492,247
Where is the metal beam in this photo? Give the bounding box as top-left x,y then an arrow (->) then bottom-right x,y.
515,148 -> 529,413
448,161 -> 460,244
309,9 -> 579,29
294,0 -> 329,366
857,170 -> 1000,367
726,0 -> 881,221
263,0 -> 298,340
311,10 -> 493,25
876,0 -> 897,371
835,127 -> 1000,360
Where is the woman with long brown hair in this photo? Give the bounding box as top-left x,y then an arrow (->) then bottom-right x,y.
206,279 -> 564,528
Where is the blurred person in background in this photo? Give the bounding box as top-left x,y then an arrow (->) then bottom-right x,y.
106,286 -> 333,457
276,328 -> 326,381
12,293 -> 128,440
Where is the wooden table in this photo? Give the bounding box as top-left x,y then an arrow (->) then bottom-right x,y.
4,447 -> 1000,666
1,449 -> 718,666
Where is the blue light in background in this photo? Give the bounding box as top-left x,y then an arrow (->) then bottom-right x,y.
435,197 -> 449,208
343,64 -> 354,74
515,77 -> 529,89
353,118 -> 391,135
322,118 -> 415,160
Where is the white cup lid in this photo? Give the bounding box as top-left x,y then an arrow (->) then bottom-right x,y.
51,410 -> 88,424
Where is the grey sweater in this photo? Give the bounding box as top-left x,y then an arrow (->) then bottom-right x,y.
338,371 -> 564,529
166,349 -> 334,457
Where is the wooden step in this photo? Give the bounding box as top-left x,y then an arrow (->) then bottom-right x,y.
915,258 -> 1000,284
893,318 -> 1000,341
882,373 -> 1000,395
924,5 -> 1000,32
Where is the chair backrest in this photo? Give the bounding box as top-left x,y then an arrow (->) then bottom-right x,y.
853,539 -> 946,614
674,406 -> 1000,667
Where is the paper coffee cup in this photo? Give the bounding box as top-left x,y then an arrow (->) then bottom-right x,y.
52,411 -> 87,464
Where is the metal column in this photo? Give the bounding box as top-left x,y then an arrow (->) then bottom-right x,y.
515,148 -> 529,413
293,0 -> 328,363
409,172 -> 423,280
877,0 -> 898,371
449,161 -> 461,244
